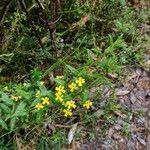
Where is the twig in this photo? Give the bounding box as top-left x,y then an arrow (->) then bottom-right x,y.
18,0 -> 43,49
35,0 -> 54,50
55,124 -> 71,128
50,0 -> 57,55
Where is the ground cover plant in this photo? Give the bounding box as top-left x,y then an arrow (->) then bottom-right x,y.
0,0 -> 150,149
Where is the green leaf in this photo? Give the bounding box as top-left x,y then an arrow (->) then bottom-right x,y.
52,78 -> 66,85
0,91 -> 14,105
16,89 -> 32,100
31,98 -> 40,107
120,0 -> 126,6
10,117 -> 16,131
105,36 -> 125,55
65,64 -> 78,75
81,90 -> 88,101
12,102 -> 27,117
31,68 -> 42,81
0,119 -> 8,130
0,103 -> 11,113
37,82 -> 49,95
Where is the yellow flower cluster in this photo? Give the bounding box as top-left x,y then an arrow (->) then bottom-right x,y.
65,100 -> 76,109
63,109 -> 73,117
53,76 -> 92,117
63,100 -> 76,117
83,100 -> 93,109
68,77 -> 85,92
68,82 -> 78,92
35,97 -> 50,110
11,95 -> 21,101
55,85 -> 65,102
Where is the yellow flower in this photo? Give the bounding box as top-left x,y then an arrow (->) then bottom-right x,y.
11,95 -> 21,101
68,82 -> 78,92
35,103 -> 44,110
35,90 -> 41,98
65,100 -> 76,109
55,85 -> 65,94
55,92 -> 63,97
55,85 -> 65,103
63,109 -> 73,117
55,92 -> 64,102
42,97 -> 50,105
76,77 -> 85,87
83,100 -> 93,109
56,75 -> 64,79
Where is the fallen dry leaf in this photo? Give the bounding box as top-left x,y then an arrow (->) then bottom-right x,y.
68,123 -> 78,145
137,77 -> 150,90
116,89 -> 130,96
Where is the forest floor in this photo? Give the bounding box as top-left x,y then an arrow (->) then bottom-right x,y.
78,67 -> 150,150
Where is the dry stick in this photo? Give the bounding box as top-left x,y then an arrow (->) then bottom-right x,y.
18,0 -> 43,49
50,0 -> 57,55
35,0 -> 54,51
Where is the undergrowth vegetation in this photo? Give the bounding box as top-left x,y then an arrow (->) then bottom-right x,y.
0,0 -> 149,149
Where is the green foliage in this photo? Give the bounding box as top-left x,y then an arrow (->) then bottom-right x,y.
0,0 -> 149,149
1,0 -> 145,78
0,72 -> 93,132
